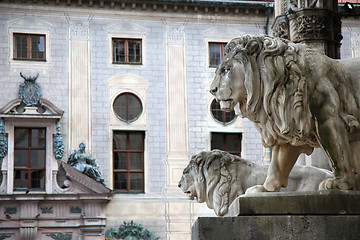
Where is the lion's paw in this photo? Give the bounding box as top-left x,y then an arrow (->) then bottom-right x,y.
245,185 -> 268,195
319,178 -> 350,190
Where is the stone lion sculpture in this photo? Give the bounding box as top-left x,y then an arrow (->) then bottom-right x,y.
210,35 -> 360,192
178,150 -> 333,216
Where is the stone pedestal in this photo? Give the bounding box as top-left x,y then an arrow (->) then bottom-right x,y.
192,191 -> 360,240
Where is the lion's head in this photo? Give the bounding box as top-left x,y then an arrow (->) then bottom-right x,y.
210,35 -> 319,147
178,150 -> 239,216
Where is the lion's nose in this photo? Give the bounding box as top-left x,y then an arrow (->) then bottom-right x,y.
178,182 -> 181,188
210,86 -> 218,95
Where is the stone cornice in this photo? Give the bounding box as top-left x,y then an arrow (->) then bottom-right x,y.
0,0 -> 273,16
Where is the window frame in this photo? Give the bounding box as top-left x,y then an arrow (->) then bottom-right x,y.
13,127 -> 46,191
113,92 -> 143,123
13,33 -> 46,61
3,119 -> 56,194
112,130 -> 145,193
208,42 -> 227,68
112,38 -> 142,65
211,132 -> 242,157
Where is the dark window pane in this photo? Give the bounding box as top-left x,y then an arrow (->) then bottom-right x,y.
31,128 -> 46,148
14,128 -> 29,147
128,94 -> 142,120
226,134 -> 242,152
14,150 -> 28,167
129,132 -> 143,150
114,152 -> 127,169
113,132 -> 127,150
31,35 -> 45,60
114,173 -> 127,190
211,133 -> 242,157
14,35 -> 28,59
113,39 -> 125,63
113,94 -> 127,120
130,173 -> 143,190
31,150 -> 45,168
129,153 -> 143,170
14,170 -> 28,189
128,40 -> 141,63
211,134 -> 223,150
209,43 -> 221,67
31,170 -> 45,189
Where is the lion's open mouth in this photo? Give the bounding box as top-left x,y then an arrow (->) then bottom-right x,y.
184,191 -> 196,200
219,99 -> 234,112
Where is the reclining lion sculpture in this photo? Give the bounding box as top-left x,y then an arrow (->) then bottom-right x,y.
178,150 -> 333,216
210,35 -> 360,192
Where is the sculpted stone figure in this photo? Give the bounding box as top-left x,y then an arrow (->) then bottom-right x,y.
210,35 -> 360,192
68,142 -> 105,185
178,150 -> 333,216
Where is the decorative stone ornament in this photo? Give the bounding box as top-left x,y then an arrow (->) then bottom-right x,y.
67,142 -> 105,185
18,72 -> 42,107
46,233 -> 72,240
0,118 -> 8,161
106,221 -> 159,240
271,0 -> 342,59
53,120 -> 65,160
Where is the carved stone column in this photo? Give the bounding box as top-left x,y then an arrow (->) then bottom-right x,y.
272,0 -> 342,59
66,15 -> 93,151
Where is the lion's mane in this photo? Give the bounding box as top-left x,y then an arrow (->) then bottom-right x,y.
219,35 -> 360,147
187,150 -> 244,216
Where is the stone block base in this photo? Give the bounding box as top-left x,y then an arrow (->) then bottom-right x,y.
192,191 -> 360,240
192,215 -> 360,240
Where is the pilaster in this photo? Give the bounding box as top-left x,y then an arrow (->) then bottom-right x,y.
67,15 -> 93,151
163,20 -> 192,240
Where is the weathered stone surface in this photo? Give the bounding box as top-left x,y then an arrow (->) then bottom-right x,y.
229,190 -> 360,215
192,191 -> 360,240
192,215 -> 360,240
210,35 -> 360,192
179,150 -> 332,216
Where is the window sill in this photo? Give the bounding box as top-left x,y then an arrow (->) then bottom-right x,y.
112,62 -> 142,65
13,59 -> 47,62
9,59 -> 51,70
114,190 -> 145,194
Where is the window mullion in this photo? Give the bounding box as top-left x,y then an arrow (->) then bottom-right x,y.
126,132 -> 130,191
28,35 -> 31,59
28,129 -> 32,189
125,40 -> 129,63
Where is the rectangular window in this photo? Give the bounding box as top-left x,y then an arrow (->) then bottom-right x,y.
113,130 -> 145,192
112,38 -> 142,64
211,132 -> 242,157
13,33 -> 46,61
209,42 -> 227,68
14,127 -> 46,191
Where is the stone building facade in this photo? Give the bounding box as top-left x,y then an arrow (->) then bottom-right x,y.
0,0 -> 359,239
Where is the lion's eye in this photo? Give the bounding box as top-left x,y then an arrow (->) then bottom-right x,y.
223,67 -> 230,74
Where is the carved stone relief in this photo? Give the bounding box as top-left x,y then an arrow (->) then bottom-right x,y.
163,20 -> 188,44
67,16 -> 92,41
